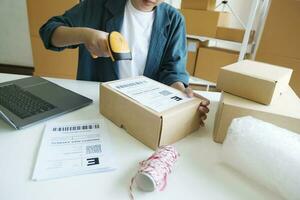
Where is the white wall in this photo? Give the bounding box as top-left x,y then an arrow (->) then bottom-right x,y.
0,0 -> 33,67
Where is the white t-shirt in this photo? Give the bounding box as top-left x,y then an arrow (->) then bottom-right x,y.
119,0 -> 155,79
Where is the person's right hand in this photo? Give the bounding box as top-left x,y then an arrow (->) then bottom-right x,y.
83,28 -> 110,58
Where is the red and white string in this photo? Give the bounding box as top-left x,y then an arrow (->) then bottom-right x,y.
129,145 -> 179,199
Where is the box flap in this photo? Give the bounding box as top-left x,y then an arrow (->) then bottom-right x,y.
159,98 -> 201,145
213,92 -> 225,142
221,60 -> 293,82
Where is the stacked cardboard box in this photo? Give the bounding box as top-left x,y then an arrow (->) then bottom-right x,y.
181,0 -> 229,38
194,47 -> 240,82
181,9 -> 229,37
213,60 -> 300,143
186,39 -> 208,75
216,27 -> 255,43
180,0 -> 256,81
255,0 -> 300,97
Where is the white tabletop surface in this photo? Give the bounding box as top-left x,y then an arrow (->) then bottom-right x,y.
0,73 -> 282,200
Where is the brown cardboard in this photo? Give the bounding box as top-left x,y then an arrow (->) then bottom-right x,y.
100,77 -> 201,150
256,52 -> 300,98
27,0 -> 78,37
255,0 -> 300,60
31,36 -> 78,79
186,39 -> 201,75
194,47 -> 239,83
181,9 -> 229,37
189,83 -> 220,92
181,0 -> 216,10
27,0 -> 78,79
216,26 -> 255,43
186,39 -> 208,75
216,60 -> 293,105
213,86 -> 300,143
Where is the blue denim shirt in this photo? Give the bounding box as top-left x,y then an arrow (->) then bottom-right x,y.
40,0 -> 189,86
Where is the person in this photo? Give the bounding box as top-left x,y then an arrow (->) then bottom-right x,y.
40,0 -> 209,126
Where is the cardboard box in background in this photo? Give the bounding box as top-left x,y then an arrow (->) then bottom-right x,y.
194,47 -> 239,83
213,86 -> 300,143
256,53 -> 300,98
181,9 -> 229,37
100,77 -> 201,150
181,0 -> 216,10
27,0 -> 78,37
217,60 -> 293,105
31,36 -> 78,79
186,39 -> 208,75
255,0 -> 300,60
255,0 -> 300,97
216,26 -> 255,43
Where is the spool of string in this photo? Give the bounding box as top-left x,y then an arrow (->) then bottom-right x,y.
129,145 -> 179,200
222,116 -> 300,200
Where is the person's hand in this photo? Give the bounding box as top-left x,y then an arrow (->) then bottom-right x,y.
83,28 -> 110,58
171,82 -> 210,127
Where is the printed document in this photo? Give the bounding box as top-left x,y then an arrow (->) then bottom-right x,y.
108,77 -> 193,112
32,120 -> 115,181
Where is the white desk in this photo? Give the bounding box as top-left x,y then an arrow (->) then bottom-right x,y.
0,73 -> 282,200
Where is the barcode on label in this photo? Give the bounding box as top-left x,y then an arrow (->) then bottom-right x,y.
86,144 -> 102,154
159,90 -> 172,96
52,124 -> 100,132
116,81 -> 147,89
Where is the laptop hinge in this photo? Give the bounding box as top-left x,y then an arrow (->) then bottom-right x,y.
0,111 -> 18,129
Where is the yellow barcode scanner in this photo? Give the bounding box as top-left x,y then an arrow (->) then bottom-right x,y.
91,31 -> 132,61
107,31 -> 132,61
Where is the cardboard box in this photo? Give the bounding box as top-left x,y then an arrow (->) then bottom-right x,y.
31,36 -> 78,79
181,0 -> 216,10
255,0 -> 300,60
186,39 -> 208,75
194,47 -> 239,83
217,60 -> 293,105
213,86 -> 300,143
256,52 -> 300,98
216,26 -> 255,43
181,9 -> 229,37
186,39 -> 201,75
100,77 -> 201,149
27,0 -> 78,37
190,83 -> 220,92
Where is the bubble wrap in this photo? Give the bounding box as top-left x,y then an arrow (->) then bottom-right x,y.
222,116 -> 300,200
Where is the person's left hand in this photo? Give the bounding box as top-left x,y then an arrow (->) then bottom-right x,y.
171,82 -> 210,127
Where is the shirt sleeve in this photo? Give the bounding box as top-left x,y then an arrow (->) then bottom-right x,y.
157,14 -> 189,87
39,1 -> 90,51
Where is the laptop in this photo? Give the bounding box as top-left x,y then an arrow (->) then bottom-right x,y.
0,76 -> 93,129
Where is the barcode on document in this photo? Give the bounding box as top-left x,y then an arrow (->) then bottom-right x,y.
52,124 -> 100,132
86,144 -> 102,154
159,90 -> 172,96
116,81 -> 146,89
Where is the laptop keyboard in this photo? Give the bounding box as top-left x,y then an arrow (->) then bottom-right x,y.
0,84 -> 56,119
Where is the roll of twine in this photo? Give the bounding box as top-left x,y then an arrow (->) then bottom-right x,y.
129,145 -> 179,200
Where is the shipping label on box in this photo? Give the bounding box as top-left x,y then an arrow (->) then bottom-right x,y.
100,76 -> 201,149
213,86 -> 300,143
216,60 -> 293,105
